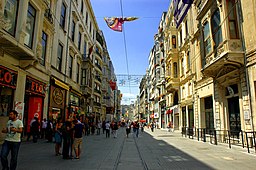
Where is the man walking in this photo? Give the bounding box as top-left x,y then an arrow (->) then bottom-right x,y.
1,110 -> 23,170
73,119 -> 84,159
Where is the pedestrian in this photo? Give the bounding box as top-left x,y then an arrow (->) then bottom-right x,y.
102,120 -> 106,134
133,121 -> 139,138
151,122 -> 155,132
105,121 -> 110,138
54,118 -> 63,156
112,122 -> 118,138
125,121 -> 131,138
62,119 -> 72,159
97,121 -> 101,135
46,120 -> 53,142
27,116 -> 37,141
73,119 -> 84,159
1,110 -> 23,170
31,117 -> 40,143
41,118 -> 47,139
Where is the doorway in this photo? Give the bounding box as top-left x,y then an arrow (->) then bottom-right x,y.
228,96 -> 241,138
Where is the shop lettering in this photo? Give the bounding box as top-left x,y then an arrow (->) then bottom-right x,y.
0,70 -> 13,84
31,81 -> 44,93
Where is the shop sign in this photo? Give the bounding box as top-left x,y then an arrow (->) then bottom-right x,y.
26,76 -> 46,97
53,88 -> 64,105
0,65 -> 17,89
70,93 -> 79,106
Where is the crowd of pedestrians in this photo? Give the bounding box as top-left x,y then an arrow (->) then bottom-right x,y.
1,110 -> 157,170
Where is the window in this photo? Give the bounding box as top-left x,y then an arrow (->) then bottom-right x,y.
81,69 -> 86,85
83,41 -> 87,59
81,1 -> 83,13
181,58 -> 185,75
185,20 -> 188,37
203,22 -> 212,56
40,31 -> 47,66
227,0 -> 239,39
85,12 -> 88,25
69,55 -> 73,78
179,29 -> 182,46
78,32 -> 81,50
172,35 -> 176,49
76,63 -> 80,83
60,3 -> 66,29
211,9 -> 222,49
57,43 -> 63,71
71,20 -> 75,41
187,51 -> 190,70
4,0 -> 19,36
89,22 -> 92,33
24,3 -> 36,48
173,62 -> 178,78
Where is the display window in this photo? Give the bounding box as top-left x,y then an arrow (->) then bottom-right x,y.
0,86 -> 14,117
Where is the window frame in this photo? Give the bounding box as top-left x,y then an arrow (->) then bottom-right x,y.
69,55 -> 73,79
4,0 -> 19,36
211,9 -> 223,49
60,3 -> 66,29
40,31 -> 48,66
71,20 -> 75,42
57,43 -> 63,72
227,0 -> 239,39
76,63 -> 80,83
203,21 -> 212,56
78,31 -> 81,51
25,3 -> 36,48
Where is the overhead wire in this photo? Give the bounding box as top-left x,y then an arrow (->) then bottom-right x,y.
119,0 -> 132,103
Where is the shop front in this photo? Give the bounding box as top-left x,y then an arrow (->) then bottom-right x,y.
24,76 -> 47,135
0,65 -> 17,143
49,78 -> 68,122
68,90 -> 81,120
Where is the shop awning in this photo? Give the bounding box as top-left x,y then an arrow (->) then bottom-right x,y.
53,78 -> 69,90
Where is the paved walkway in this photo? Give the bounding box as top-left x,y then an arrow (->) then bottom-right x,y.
0,128 -> 256,170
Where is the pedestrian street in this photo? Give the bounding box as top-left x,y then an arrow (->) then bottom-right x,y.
1,128 -> 256,170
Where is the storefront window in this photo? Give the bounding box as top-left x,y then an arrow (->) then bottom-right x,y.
0,87 -> 14,116
4,0 -> 19,36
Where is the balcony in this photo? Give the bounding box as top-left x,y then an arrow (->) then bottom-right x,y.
165,76 -> 180,92
94,88 -> 101,95
95,75 -> 102,83
96,32 -> 103,46
94,101 -> 101,107
201,39 -> 244,77
95,64 -> 102,71
196,0 -> 212,20
82,54 -> 93,64
81,85 -> 92,98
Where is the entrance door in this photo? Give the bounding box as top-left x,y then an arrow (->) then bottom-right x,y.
228,96 -> 241,138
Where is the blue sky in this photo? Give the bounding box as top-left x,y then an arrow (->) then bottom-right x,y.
91,0 -> 170,104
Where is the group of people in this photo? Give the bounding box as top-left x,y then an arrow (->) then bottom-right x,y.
0,109 -> 161,170
52,117 -> 84,160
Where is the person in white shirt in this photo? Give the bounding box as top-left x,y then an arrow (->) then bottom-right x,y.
105,121 -> 110,138
1,110 -> 23,170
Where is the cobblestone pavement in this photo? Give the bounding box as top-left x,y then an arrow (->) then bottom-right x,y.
0,128 -> 256,170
